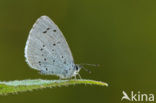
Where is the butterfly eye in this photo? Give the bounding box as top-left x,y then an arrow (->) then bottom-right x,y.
75,65 -> 79,71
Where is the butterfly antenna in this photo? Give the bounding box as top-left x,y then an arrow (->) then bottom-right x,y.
80,65 -> 92,74
80,63 -> 100,67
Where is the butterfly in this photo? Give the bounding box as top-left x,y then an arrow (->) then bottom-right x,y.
25,16 -> 81,79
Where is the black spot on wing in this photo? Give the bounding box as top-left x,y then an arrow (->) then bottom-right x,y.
43,31 -> 47,33
53,29 -> 56,32
40,48 -> 43,51
43,28 -> 50,33
38,61 -> 41,66
53,43 -> 56,46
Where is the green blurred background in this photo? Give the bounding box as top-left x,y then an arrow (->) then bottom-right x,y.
0,0 -> 156,103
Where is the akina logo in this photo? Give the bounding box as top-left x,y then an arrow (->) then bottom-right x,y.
121,91 -> 154,102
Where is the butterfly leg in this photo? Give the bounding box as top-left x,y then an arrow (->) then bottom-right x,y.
74,75 -> 77,80
77,74 -> 82,79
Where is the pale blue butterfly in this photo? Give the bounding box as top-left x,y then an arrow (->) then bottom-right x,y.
25,16 -> 81,79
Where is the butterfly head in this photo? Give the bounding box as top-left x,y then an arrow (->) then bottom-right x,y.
72,64 -> 81,76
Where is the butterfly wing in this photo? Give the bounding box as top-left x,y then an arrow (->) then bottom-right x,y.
25,16 -> 76,78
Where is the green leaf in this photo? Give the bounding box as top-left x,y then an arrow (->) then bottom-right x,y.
0,79 -> 108,95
